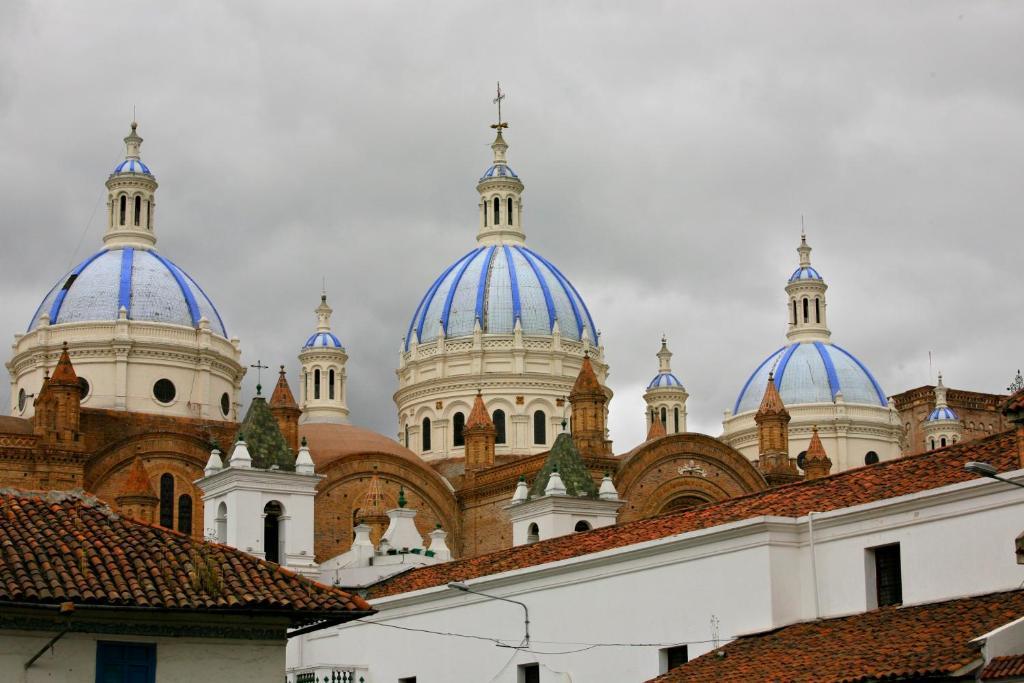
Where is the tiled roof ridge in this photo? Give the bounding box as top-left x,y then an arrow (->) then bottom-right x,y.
369,428 -> 1019,599
981,653 -> 1024,679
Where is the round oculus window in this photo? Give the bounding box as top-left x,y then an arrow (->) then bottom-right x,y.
77,377 -> 90,400
153,378 -> 176,404
220,392 -> 231,417
17,388 -> 26,413
796,451 -> 808,470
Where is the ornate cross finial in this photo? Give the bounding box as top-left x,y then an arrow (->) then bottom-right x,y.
250,360 -> 269,388
1009,369 -> 1024,394
491,82 -> 508,131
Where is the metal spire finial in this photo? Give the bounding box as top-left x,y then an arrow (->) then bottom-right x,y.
490,82 -> 508,131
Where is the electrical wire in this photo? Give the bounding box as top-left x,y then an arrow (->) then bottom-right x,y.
486,637 -> 527,683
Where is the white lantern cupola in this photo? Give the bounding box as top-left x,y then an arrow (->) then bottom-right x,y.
104,122 -> 159,249
643,337 -> 689,434
476,109 -> 526,246
785,233 -> 830,343
299,293 -> 350,424
923,373 -> 962,451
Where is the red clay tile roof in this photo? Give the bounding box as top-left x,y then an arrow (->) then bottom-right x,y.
651,589 -> 1024,683
0,489 -> 373,625
270,366 -> 298,410
119,456 -> 156,499
1004,389 -> 1024,420
369,429 -> 1019,599
982,654 -> 1024,680
301,422 -> 426,467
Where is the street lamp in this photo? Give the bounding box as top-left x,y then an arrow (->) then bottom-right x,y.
447,582 -> 530,647
964,461 -> 1024,489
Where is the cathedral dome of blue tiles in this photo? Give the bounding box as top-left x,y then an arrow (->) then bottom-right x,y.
29,247 -> 227,336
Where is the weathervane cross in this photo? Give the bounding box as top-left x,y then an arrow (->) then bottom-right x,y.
491,82 -> 508,130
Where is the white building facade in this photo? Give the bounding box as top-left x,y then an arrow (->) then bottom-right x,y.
289,457 -> 1024,681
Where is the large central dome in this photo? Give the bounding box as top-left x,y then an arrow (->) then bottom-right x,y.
405,244 -> 597,349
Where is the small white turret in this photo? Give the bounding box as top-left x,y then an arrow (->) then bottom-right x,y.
644,336 -> 689,435
427,526 -> 452,561
785,233 -> 831,343
299,293 -> 350,425
295,437 -> 315,475
103,122 -> 159,249
544,466 -> 567,496
923,372 -> 963,451
380,487 -> 426,550
598,473 -> 619,501
227,435 -> 252,469
204,448 -> 224,476
511,476 -> 529,504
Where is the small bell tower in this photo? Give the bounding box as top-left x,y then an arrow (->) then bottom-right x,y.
104,122 -> 159,249
785,233 -> 831,343
476,83 -> 526,246
299,293 -> 350,424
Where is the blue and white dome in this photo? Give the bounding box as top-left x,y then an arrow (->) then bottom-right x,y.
112,158 -> 151,175
648,372 -> 684,390
927,405 -> 959,421
304,332 -> 343,349
405,245 -> 597,350
480,164 -> 518,180
28,247 -> 226,337
788,265 -> 822,282
734,341 -> 887,414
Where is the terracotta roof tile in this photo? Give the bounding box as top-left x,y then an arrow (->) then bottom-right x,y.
571,354 -> 602,396
646,417 -> 667,441
652,590 -> 1024,682
270,366 -> 298,410
756,374 -> 787,416
466,392 -> 493,430
982,654 -> 1024,680
1004,389 -> 1024,420
0,489 -> 373,625
49,344 -> 78,385
120,457 -> 156,499
369,429 -> 1019,599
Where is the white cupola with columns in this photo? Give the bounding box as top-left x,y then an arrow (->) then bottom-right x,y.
196,435 -> 322,578
644,337 -> 689,435
298,293 -> 349,424
395,89 -> 609,461
786,233 -> 830,343
923,373 -> 963,451
7,122 -> 244,421
104,122 -> 158,248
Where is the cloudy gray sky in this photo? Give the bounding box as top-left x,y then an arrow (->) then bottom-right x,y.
1,1 -> 1022,450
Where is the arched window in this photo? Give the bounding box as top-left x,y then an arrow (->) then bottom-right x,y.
574,520 -> 592,532
803,297 -> 809,323
940,437 -> 947,448
422,417 -> 432,452
314,369 -> 321,400
533,410 -> 546,445
865,451 -> 880,465
158,474 -> 174,528
792,300 -> 798,325
145,200 -> 151,228
404,424 -> 410,447
930,438 -> 936,450
453,411 -> 466,447
483,201 -> 488,227
527,523 -> 539,543
177,495 -> 192,535
507,197 -> 514,225
328,369 -> 335,400
493,410 -> 506,444
133,196 -> 141,226
674,407 -> 680,433
660,406 -> 667,426
815,298 -> 821,323
119,195 -> 127,225
493,197 -> 500,224
216,502 -> 227,543
263,501 -> 282,564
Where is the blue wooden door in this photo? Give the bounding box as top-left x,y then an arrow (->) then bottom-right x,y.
95,642 -> 156,683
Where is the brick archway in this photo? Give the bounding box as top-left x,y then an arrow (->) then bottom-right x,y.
314,452 -> 460,562
615,433 -> 767,524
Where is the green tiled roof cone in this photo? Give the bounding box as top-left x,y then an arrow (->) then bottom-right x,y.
239,394 -> 296,471
529,432 -> 598,498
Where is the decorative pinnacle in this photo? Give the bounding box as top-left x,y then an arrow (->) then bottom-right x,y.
491,81 -> 508,132
124,121 -> 143,159
300,436 -> 307,447
255,384 -> 262,396
398,485 -> 407,509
